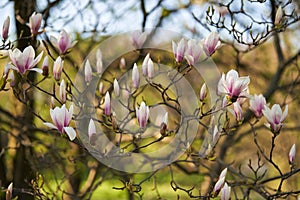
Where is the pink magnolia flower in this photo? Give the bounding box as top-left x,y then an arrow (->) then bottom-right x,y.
2,16 -> 10,40
131,31 -> 147,49
53,56 -> 64,81
44,104 -> 76,141
249,94 -> 266,118
217,69 -> 250,102
262,104 -> 288,133
220,183 -> 231,200
136,101 -> 149,128
185,39 -> 203,65
8,46 -> 43,74
202,32 -> 221,56
132,63 -> 140,88
147,58 -> 154,78
29,12 -> 42,35
172,38 -> 187,62
104,92 -> 111,116
50,30 -> 77,55
289,144 -> 296,164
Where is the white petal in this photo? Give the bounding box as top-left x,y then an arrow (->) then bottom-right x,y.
44,122 -> 58,129
63,127 -> 76,141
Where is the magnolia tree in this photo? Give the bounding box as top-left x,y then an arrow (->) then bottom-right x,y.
0,0 -> 300,199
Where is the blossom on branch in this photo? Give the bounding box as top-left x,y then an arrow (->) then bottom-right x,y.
104,92 -> 111,116
2,16 -> 10,40
249,94 -> 266,118
217,69 -> 250,102
132,63 -> 140,88
262,104 -> 288,134
185,39 -> 203,65
29,12 -> 42,35
8,46 -> 43,74
53,56 -> 64,81
44,104 -> 76,141
131,31 -> 147,49
136,101 -> 149,129
172,38 -> 187,63
202,32 -> 221,56
289,144 -> 296,164
50,30 -> 77,55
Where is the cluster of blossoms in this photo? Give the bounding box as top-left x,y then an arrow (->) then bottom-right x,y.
172,31 -> 221,65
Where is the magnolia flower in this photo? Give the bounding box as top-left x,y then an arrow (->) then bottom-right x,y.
185,39 -> 202,65
2,16 -> 10,40
172,38 -> 187,62
44,104 -> 76,141
6,182 -> 13,200
29,12 -> 42,35
199,83 -> 207,101
230,102 -> 243,122
59,79 -> 66,103
53,56 -> 64,81
275,6 -> 283,25
42,56 -> 49,76
119,57 -> 126,69
212,125 -> 220,144
249,94 -> 266,118
88,119 -> 97,145
8,46 -> 43,74
85,60 -> 92,83
220,183 -> 231,200
136,101 -> 150,128
218,69 -> 250,102
104,92 -> 111,116
131,31 -> 147,49
50,29 -> 77,55
113,79 -> 120,97
96,49 -> 103,73
262,104 -> 288,133
202,32 -> 221,56
132,63 -> 140,88
147,58 -> 154,78
289,144 -> 296,164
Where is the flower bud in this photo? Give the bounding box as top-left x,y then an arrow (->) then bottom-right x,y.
59,79 -> 66,103
289,144 -> 296,164
2,16 -> 10,40
131,31 -> 147,49
42,56 -> 49,76
220,183 -> 231,200
132,63 -> 140,88
142,53 -> 150,76
53,56 -> 64,81
199,83 -> 207,101
147,58 -> 154,78
88,119 -> 97,146
29,12 -> 42,35
119,57 -> 126,70
104,92 -> 111,116
275,6 -> 283,25
113,79 -> 120,97
96,49 -> 103,73
6,182 -> 13,200
9,71 -> 15,87
136,101 -> 150,128
213,177 -> 225,196
160,112 -> 168,136
85,60 -> 92,83
98,82 -> 103,94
